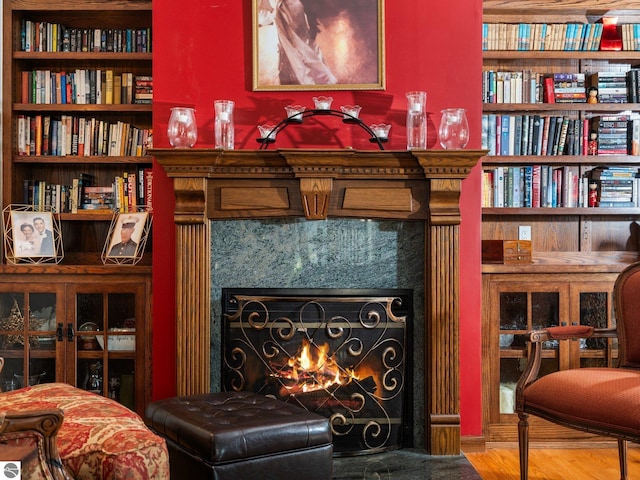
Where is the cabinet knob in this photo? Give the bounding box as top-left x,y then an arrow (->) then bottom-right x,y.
56,323 -> 64,342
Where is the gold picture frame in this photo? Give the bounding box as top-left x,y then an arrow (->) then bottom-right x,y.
3,205 -> 64,264
102,210 -> 152,265
253,0 -> 385,91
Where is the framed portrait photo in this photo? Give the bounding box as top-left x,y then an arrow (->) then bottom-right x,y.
253,0 -> 385,91
3,206 -> 64,264
102,211 -> 151,265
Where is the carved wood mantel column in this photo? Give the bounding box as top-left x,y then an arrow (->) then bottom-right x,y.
151,148 -> 483,455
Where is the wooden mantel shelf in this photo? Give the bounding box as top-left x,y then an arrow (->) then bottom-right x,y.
151,148 -> 485,455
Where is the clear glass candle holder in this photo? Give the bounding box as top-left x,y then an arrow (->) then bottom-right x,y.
258,124 -> 277,141
167,107 -> 198,148
370,123 -> 391,140
340,105 -> 362,122
214,100 -> 235,150
406,91 -> 427,150
312,96 -> 333,110
438,108 -> 469,149
285,105 -> 306,122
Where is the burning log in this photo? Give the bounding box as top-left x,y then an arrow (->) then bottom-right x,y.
278,375 -> 377,411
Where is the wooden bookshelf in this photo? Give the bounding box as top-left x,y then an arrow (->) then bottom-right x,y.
0,0 -> 153,413
481,0 -> 640,444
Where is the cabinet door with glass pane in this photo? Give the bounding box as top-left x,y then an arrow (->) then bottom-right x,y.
0,284 -> 65,391
69,281 -> 149,414
569,281 -> 617,370
484,272 -> 620,442
489,280 -> 569,422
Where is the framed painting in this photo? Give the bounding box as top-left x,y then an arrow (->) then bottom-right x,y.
253,0 -> 385,91
3,205 -> 64,264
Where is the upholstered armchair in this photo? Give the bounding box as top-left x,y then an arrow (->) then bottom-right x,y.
516,261 -> 640,480
0,358 -> 170,480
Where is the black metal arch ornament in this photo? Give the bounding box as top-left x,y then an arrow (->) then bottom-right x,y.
256,109 -> 389,150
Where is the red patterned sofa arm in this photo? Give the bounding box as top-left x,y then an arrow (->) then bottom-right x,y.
0,383 -> 169,480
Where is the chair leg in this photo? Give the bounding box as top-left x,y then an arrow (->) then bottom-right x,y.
518,413 -> 529,480
618,438 -> 628,480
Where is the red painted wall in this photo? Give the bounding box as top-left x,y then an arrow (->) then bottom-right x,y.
151,0 -> 483,436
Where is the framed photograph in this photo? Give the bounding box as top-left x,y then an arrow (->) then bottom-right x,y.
253,0 -> 385,91
102,211 -> 151,265
3,205 -> 63,264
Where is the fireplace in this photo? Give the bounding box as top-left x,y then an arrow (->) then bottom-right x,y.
221,289 -> 412,455
152,148 -> 484,455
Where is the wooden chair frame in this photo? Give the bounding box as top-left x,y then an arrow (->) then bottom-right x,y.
515,261 -> 640,480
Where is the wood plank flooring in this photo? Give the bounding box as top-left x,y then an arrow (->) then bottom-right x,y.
464,445 -> 640,479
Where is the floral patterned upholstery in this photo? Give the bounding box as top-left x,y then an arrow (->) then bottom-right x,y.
0,383 -> 169,480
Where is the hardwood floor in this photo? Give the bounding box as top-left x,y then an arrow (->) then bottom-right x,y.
464,444 -> 640,479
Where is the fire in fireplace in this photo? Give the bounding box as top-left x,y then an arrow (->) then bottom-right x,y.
221,288 -> 412,456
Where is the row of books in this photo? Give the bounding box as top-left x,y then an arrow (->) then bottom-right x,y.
21,20 -> 151,53
621,24 -> 640,51
589,71 -> 638,104
592,115 -> 640,156
482,165 -> 640,208
482,70 -> 640,104
24,169 -> 153,214
21,70 -> 153,105
17,114 -> 153,157
482,70 -> 542,104
543,73 -> 587,104
591,166 -> 639,207
134,76 -> 153,105
482,114 -> 591,157
482,22 -> 605,51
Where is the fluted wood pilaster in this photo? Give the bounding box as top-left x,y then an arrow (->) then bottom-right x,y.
412,150 -> 477,455
175,222 -> 210,395
173,177 -> 210,395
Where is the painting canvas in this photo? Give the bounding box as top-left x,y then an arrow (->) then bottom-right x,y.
253,0 -> 385,90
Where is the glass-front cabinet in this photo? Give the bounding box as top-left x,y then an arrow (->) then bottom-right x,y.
0,269 -> 151,415
0,287 -> 62,392
483,272 -> 618,442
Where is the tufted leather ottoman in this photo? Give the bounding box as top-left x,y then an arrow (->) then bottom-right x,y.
145,391 -> 333,480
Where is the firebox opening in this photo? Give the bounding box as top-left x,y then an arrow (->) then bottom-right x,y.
221,288 -> 413,456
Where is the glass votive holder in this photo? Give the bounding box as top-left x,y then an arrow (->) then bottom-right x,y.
257,124 -> 277,142
406,91 -> 427,114
167,107 -> 198,148
312,96 -> 333,110
340,105 -> 362,122
370,123 -> 391,141
285,105 -> 306,123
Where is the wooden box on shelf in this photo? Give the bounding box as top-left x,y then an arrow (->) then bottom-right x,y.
482,240 -> 532,264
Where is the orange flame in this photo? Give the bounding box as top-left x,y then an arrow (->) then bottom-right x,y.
283,339 -> 357,393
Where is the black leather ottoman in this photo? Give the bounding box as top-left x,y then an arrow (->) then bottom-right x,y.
145,391 -> 333,480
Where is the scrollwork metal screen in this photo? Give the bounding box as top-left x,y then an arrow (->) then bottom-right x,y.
221,288 -> 411,455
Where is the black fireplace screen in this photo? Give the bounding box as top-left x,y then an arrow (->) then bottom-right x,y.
221,288 -> 411,456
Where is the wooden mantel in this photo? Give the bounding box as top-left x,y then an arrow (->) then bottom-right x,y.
151,148 -> 484,455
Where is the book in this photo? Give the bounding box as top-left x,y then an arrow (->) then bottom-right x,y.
531,115 -> 542,154
543,76 -> 555,103
531,165 -> 541,207
105,69 -> 113,104
556,117 -> 570,155
113,74 -> 122,104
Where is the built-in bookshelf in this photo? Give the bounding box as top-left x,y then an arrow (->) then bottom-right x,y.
2,0 -> 153,257
481,0 -> 640,445
0,0 -> 153,409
